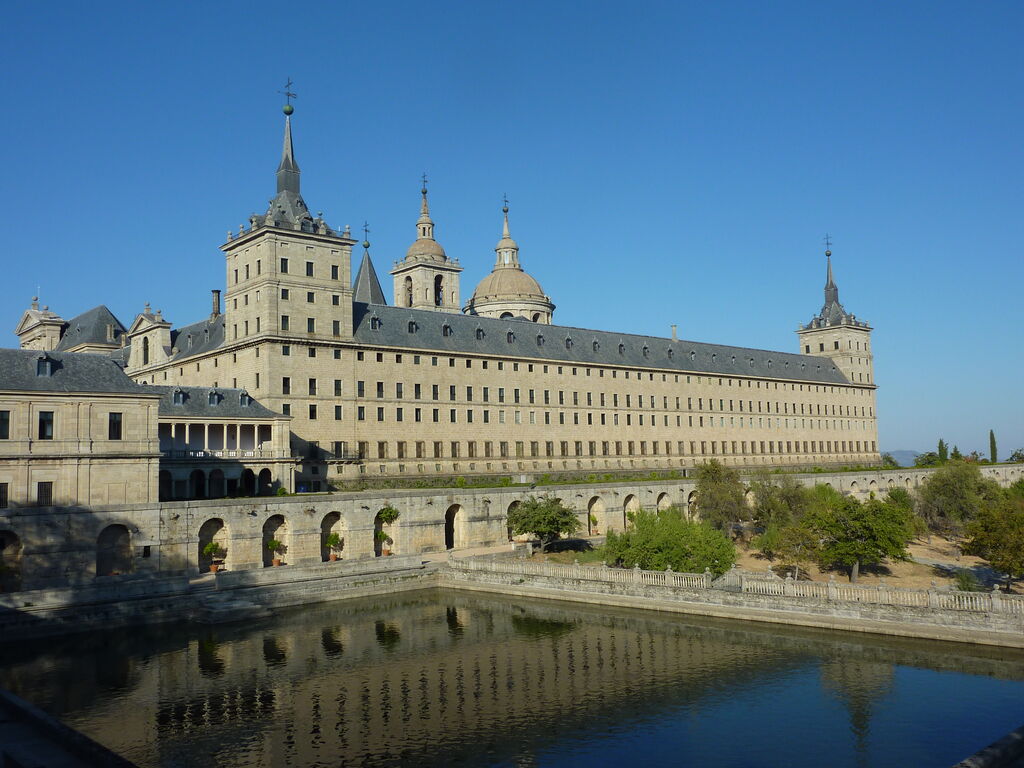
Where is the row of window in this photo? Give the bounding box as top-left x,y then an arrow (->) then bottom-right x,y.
0,481 -> 51,508
335,438 -> 878,461
0,411 -> 123,441
231,257 -> 344,285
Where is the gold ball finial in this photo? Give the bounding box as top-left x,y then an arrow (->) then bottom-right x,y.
825,249 -> 831,257
283,103 -> 294,116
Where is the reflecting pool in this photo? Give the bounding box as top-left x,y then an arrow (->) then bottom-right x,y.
2,589 -> 1023,767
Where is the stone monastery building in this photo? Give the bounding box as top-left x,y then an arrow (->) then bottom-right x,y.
7,105 -> 879,500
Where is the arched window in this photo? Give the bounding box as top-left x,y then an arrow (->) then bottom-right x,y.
239,391 -> 252,407
187,334 -> 193,349
711,353 -> 716,363
667,348 -> 673,359
730,355 -> 736,364
592,340 -> 599,352
565,337 -> 573,350
434,275 -> 444,307
404,276 -> 413,308
506,331 -> 515,344
475,328 -> 485,340
642,345 -> 649,358
208,391 -> 219,406
142,337 -> 150,366
767,359 -> 772,369
370,316 -> 381,330
689,350 -> 696,361
173,389 -> 185,405
442,323 -> 452,337
537,334 -> 544,346
531,313 -> 541,322
408,321 -> 417,333
618,343 -> 625,355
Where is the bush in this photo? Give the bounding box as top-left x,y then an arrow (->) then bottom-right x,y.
377,506 -> 400,525
604,509 -> 735,575
954,570 -> 983,592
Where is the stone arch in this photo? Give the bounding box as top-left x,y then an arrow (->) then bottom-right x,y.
434,275 -> 444,306
588,496 -> 606,534
240,469 -> 256,497
868,480 -> 879,496
262,514 -> 287,567
96,524 -> 132,576
848,481 -> 859,498
888,478 -> 896,489
905,477 -> 913,489
321,511 -> 343,561
189,469 -> 206,499
744,488 -> 755,508
208,469 -> 225,499
686,490 -> 698,520
445,504 -> 464,551
257,468 -> 273,496
198,518 -> 228,572
403,276 -> 413,307
158,470 -> 172,501
0,530 -> 23,592
656,492 -> 672,511
623,494 -> 640,529
506,500 -> 520,541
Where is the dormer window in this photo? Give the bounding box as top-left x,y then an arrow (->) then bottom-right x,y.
172,389 -> 186,405
767,359 -> 773,369
667,348 -> 673,359
642,345 -> 649,358
370,316 -> 382,330
690,351 -> 696,361
239,391 -> 252,407
442,324 -> 452,337
36,355 -> 54,377
187,334 -> 193,349
208,391 -> 220,406
408,321 -> 417,333
592,340 -> 599,352
565,337 -> 573,350
537,334 -> 544,346
476,328 -> 485,340
506,331 -> 515,344
730,355 -> 736,364
711,353 -> 716,363
618,343 -> 625,355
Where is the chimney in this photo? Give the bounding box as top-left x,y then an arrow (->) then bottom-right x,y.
211,289 -> 221,318
670,324 -> 678,341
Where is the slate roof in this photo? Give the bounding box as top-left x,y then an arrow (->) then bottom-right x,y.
148,386 -> 283,419
351,303 -> 853,385
168,314 -> 225,361
352,249 -> 387,305
53,305 -> 126,351
0,349 -> 155,395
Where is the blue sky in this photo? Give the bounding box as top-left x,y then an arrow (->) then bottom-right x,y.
2,1 -> 1021,455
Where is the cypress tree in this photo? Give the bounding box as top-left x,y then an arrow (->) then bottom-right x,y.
938,439 -> 948,463
990,430 -> 998,464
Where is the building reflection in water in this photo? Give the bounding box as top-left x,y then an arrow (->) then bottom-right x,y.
2,590 -> 1024,768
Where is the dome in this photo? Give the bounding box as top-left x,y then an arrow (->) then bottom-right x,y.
405,237 -> 447,262
471,268 -> 546,301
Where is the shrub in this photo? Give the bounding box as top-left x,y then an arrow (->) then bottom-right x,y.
604,509 -> 735,575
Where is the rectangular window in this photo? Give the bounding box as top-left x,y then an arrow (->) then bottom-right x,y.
280,257 -> 289,273
0,410 -> 7,439
281,315 -> 290,331
38,411 -> 54,440
357,406 -> 365,420
282,377 -> 291,394
334,379 -> 342,396
309,404 -> 318,419
307,318 -> 315,333
331,265 -> 339,280
0,482 -> 7,509
308,378 -> 317,395
306,261 -> 314,277
332,320 -> 340,336
334,405 -> 343,420
108,412 -> 123,440
37,481 -> 53,506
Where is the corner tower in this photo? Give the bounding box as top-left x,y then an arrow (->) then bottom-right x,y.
797,246 -> 874,385
219,103 -> 357,347
390,182 -> 462,312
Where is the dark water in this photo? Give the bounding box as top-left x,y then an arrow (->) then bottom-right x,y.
2,590 -> 1024,767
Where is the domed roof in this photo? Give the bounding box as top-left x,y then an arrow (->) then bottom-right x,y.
405,237 -> 447,262
471,268 -> 546,301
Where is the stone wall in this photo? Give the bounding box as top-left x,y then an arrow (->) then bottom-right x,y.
0,464 -> 1020,591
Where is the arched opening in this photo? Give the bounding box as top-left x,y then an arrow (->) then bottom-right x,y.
623,494 -> 640,529
257,468 -> 273,496
868,480 -> 879,497
189,469 -> 206,500
0,531 -> 23,592
198,518 -> 228,572
588,496 -> 605,535
686,490 -> 698,520
158,470 -> 173,501
142,336 -> 150,366
434,275 -> 444,307
208,469 -> 225,499
656,492 -> 672,511
96,524 -> 132,577
240,469 -> 256,497
445,504 -> 462,550
262,515 -> 287,567
905,477 -> 913,489
532,313 -> 541,322
506,501 -> 520,541
321,511 -> 342,562
404,276 -> 413,308
849,481 -> 860,498
500,312 -> 514,319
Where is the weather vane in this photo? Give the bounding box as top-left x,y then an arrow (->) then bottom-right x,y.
502,193 -> 509,211
421,172 -> 428,192
362,221 -> 371,247
823,233 -> 833,252
279,78 -> 297,114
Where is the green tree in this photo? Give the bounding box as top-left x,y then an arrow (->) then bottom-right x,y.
950,445 -> 963,460
916,461 -> 1002,536
914,452 -> 941,468
749,472 -> 811,528
880,453 -> 900,469
964,494 -> 1024,591
1009,448 -> 1024,464
604,509 -> 735,574
507,496 -> 580,552
803,485 -> 915,583
937,439 -> 948,463
693,460 -> 750,532
990,429 -> 998,464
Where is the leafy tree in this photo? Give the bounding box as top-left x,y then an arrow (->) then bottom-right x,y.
990,430 -> 998,464
803,485 -> 915,583
604,509 -> 735,574
950,445 -> 963,460
938,439 -> 948,463
916,461 -> 1002,536
1009,448 -> 1024,464
774,524 -> 820,580
693,460 -> 750,532
880,453 -> 900,469
507,496 -> 580,552
964,493 -> 1024,591
749,472 -> 811,527
914,451 -> 941,468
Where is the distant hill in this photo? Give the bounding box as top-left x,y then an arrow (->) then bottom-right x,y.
884,450 -> 920,467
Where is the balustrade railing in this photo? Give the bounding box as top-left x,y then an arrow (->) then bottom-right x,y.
451,558 -> 1024,617
161,449 -> 287,460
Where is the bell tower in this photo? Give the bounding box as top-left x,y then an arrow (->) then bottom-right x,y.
797,244 -> 874,385
390,179 -> 462,312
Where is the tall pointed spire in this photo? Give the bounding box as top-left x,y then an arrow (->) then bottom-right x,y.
494,196 -> 520,268
276,114 -> 300,194
417,175 -> 435,240
824,247 -> 839,306
352,236 -> 387,306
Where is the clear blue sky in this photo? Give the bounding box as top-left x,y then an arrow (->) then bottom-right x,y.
2,1 -> 1021,456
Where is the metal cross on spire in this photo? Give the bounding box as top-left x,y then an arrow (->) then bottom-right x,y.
362,221 -> 371,243
823,233 -> 833,252
421,172 -> 428,192
502,193 -> 509,211
279,77 -> 297,106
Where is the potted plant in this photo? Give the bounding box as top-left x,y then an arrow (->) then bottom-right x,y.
266,538 -> 284,566
325,532 -> 343,561
375,529 -> 393,556
377,505 -> 400,555
203,541 -> 226,573
589,513 -> 600,535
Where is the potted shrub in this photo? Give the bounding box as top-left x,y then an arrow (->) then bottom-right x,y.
325,532 -> 343,561
375,530 -> 393,556
203,541 -> 226,573
266,538 -> 284,566
589,513 -> 600,535
377,506 -> 400,555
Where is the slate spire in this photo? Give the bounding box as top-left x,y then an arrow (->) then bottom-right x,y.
353,239 -> 387,306
276,115 -> 300,195
824,248 -> 839,307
